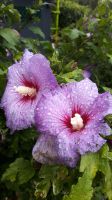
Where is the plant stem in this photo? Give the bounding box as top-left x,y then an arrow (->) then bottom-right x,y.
55,0 -> 60,45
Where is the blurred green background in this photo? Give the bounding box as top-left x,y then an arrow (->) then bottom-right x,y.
0,0 -> 112,199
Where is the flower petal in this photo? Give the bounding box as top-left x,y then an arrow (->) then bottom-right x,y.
1,84 -> 39,131
35,79 -> 98,135
64,78 -> 98,111
1,50 -> 58,131
35,88 -> 72,135
75,122 -> 111,154
26,53 -> 58,90
57,131 -> 80,167
32,134 -> 60,165
32,132 -> 80,168
89,92 -> 112,120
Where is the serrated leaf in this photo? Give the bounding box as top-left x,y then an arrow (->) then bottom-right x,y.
63,153 -> 99,200
35,165 -> 68,197
99,158 -> 112,199
52,178 -> 63,195
35,180 -> 51,199
98,145 -> 112,200
63,145 -> 112,200
2,158 -> 35,185
63,170 -> 93,200
103,152 -> 112,161
80,153 -> 99,177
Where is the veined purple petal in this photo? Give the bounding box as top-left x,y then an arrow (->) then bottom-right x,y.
35,88 -> 72,135
32,132 -> 80,168
35,79 -> 98,135
1,49 -> 58,131
89,92 -> 111,120
57,131 -> 80,167
34,79 -> 112,167
32,134 -> 60,165
65,78 -> 98,111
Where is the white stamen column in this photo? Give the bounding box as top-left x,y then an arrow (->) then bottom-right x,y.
14,86 -> 36,97
71,113 -> 84,131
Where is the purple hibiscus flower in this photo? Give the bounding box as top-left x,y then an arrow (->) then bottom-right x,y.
1,49 -> 58,131
32,79 -> 112,167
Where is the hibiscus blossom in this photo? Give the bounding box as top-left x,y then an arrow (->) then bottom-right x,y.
33,79 -> 112,167
1,49 -> 58,131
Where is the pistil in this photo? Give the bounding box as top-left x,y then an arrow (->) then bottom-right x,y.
71,113 -> 84,131
14,86 -> 36,97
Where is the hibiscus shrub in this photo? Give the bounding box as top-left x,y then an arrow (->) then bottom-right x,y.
0,1 -> 112,200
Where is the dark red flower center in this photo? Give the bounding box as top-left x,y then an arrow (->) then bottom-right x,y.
15,78 -> 38,102
63,107 -> 90,132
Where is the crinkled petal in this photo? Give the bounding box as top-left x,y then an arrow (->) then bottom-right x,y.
35,88 -> 72,135
89,92 -> 112,120
74,122 -> 111,154
32,134 -> 61,165
1,49 -> 58,131
8,49 -> 33,83
8,50 -> 58,90
107,93 -> 112,115
32,132 -> 80,168
1,84 -> 41,131
35,79 -> 98,135
22,49 -> 33,62
57,131 -> 80,167
34,79 -> 112,161
28,54 -> 58,90
64,78 -> 98,111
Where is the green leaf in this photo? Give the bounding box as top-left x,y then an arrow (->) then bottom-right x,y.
103,152 -> 112,161
29,26 -> 45,39
103,86 -> 112,94
0,68 -> 7,75
2,158 -> 35,185
57,68 -> 83,83
69,28 -> 85,40
106,53 -> 112,64
63,144 -> 112,200
80,153 -> 99,177
63,153 -> 99,200
63,28 -> 85,40
0,74 -> 6,97
35,165 -> 68,197
104,114 -> 112,128
52,178 -> 63,195
63,170 -> 93,200
100,134 -> 112,140
0,28 -> 20,47
35,180 -> 51,199
99,145 -> 112,200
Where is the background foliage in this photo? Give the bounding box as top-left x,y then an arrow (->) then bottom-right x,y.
0,0 -> 112,199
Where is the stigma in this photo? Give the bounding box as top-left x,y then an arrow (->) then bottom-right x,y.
71,113 -> 84,131
14,86 -> 36,97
